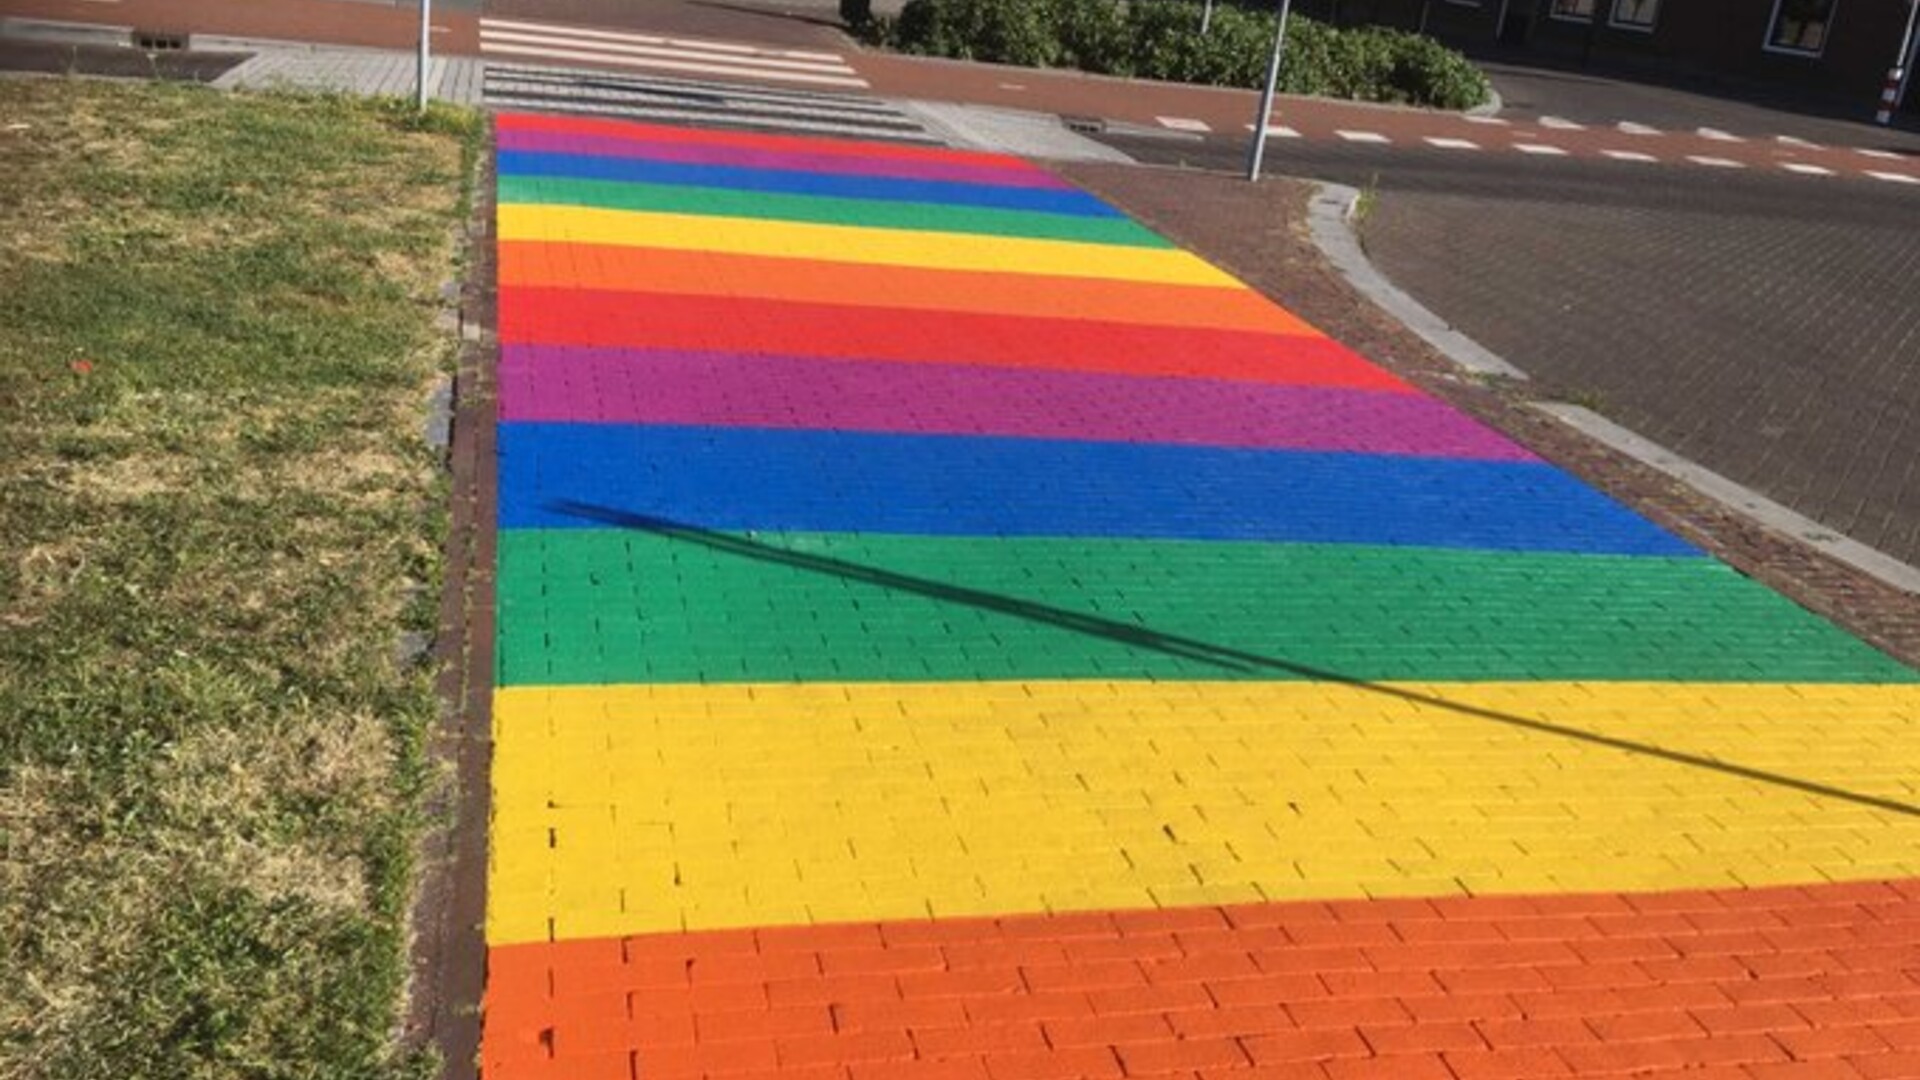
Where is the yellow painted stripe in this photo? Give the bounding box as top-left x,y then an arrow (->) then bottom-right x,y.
494,203 -> 1243,288
486,681 -> 1920,945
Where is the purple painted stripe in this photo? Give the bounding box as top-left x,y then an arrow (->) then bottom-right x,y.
497,346 -> 1538,462
495,130 -> 1077,191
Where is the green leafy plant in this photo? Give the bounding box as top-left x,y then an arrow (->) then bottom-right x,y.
887,0 -> 1491,109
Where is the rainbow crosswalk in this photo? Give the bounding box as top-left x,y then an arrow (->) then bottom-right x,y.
482,113 -> 1920,1080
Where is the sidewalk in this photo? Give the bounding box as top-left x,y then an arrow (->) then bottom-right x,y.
9,0 -> 1918,180
480,113 -> 1920,1080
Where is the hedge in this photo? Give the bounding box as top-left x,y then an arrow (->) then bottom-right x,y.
877,0 -> 1491,111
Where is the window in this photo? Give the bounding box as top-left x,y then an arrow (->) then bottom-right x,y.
1550,0 -> 1596,20
1610,0 -> 1659,29
1767,0 -> 1837,54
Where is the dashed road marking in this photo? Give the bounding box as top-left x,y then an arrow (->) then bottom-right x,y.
1858,148 -> 1906,160
1514,143 -> 1568,156
1616,121 -> 1661,136
1336,130 -> 1391,143
1697,127 -> 1743,142
1424,136 -> 1480,150
1463,115 -> 1510,125
1156,116 -> 1211,132
1688,155 -> 1744,168
1539,115 -> 1584,130
1781,162 -> 1835,176
1866,170 -> 1920,184
1243,123 -> 1302,138
1776,134 -> 1821,148
1603,149 -> 1659,162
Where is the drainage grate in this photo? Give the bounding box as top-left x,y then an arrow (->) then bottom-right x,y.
133,30 -> 187,52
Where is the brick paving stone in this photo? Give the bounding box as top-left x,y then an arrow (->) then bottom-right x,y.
480,117 -> 1920,1080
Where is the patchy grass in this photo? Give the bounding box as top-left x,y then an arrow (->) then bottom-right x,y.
0,80 -> 480,1079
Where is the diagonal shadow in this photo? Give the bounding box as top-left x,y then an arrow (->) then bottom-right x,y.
552,500 -> 1920,821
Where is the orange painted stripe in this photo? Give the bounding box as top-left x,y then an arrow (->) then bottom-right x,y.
481,879 -> 1920,1079
497,241 -> 1320,336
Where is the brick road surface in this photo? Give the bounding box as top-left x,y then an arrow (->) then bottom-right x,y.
482,113 -> 1920,1080
1358,170 -> 1920,568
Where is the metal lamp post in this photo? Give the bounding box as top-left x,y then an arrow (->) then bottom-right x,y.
1245,0 -> 1295,181
1884,0 -> 1920,124
417,0 -> 432,109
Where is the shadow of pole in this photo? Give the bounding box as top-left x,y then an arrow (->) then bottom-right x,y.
552,500 -> 1920,821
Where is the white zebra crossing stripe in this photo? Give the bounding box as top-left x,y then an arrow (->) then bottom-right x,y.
1858,148 -> 1905,160
1616,121 -> 1660,135
1688,155 -> 1743,168
1424,137 -> 1479,150
1866,170 -> 1920,184
1463,115 -> 1510,126
1697,127 -> 1743,142
1514,143 -> 1567,156
1776,135 -> 1821,148
478,17 -> 868,88
1242,124 -> 1302,138
1603,150 -> 1658,162
483,65 -> 938,144
1539,115 -> 1583,130
1156,116 -> 1211,132
1781,163 -> 1835,176
1336,130 -> 1390,143
480,16 -> 846,62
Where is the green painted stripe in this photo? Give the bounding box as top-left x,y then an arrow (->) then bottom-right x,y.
495,174 -> 1175,248
495,529 -> 1916,686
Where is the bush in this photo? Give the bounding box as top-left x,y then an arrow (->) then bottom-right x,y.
886,0 -> 1491,110
841,0 -> 873,28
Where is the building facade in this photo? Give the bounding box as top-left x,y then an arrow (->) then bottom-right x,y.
1304,0 -> 1920,116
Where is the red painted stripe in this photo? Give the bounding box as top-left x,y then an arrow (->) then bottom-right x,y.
494,112 -> 1048,174
497,288 -> 1410,392
481,879 -> 1920,1080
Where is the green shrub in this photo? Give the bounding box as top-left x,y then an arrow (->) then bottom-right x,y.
840,0 -> 874,29
886,0 -> 1491,109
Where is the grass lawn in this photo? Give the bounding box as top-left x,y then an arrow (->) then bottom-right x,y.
0,80 -> 480,1078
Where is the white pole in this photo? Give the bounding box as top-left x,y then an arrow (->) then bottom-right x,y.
1893,0 -> 1920,115
1202,0 -> 1215,35
417,0 -> 432,109
1245,0 -> 1294,181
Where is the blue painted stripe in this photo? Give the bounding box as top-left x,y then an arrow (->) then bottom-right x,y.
498,423 -> 1700,556
495,150 -> 1124,219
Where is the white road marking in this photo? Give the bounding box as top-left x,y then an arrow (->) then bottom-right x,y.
1424,137 -> 1480,150
1157,116 -> 1212,132
1513,143 -> 1568,156
481,16 -> 844,61
1688,155 -> 1744,168
1781,162 -> 1835,176
1602,149 -> 1658,162
1616,121 -> 1661,135
1776,134 -> 1821,148
477,42 -> 870,86
1336,130 -> 1391,143
1858,148 -> 1906,160
1866,170 -> 1920,184
480,28 -> 855,74
1463,115 -> 1510,125
1539,115 -> 1584,130
1697,127 -> 1743,141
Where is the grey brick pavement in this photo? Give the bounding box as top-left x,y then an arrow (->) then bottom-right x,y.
1359,173 -> 1920,567
211,45 -> 484,105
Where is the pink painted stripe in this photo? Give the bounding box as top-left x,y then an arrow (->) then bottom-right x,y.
495,130 -> 1079,191
498,346 -> 1539,462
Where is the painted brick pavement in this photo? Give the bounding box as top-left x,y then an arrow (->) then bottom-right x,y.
482,111 -> 1920,1080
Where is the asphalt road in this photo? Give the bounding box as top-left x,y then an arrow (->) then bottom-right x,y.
1097,129 -> 1920,568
